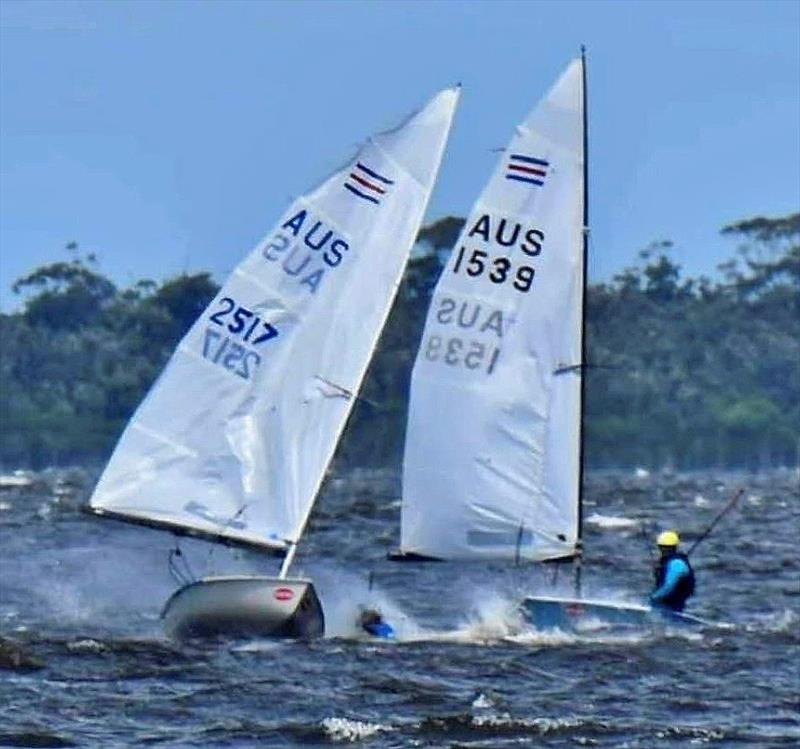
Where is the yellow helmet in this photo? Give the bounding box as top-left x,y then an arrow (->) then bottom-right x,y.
656,530 -> 680,547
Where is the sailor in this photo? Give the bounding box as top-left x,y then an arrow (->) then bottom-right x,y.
650,530 -> 696,611
357,607 -> 395,639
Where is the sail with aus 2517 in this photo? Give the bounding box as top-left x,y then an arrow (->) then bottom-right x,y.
401,60 -> 585,562
90,87 -> 460,553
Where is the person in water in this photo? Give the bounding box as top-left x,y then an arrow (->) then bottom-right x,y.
358,607 -> 395,639
650,530 -> 695,611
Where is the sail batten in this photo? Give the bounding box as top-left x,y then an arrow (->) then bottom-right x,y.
90,88 -> 460,555
400,60 -> 584,563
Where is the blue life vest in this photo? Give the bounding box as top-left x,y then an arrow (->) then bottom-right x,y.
653,551 -> 696,611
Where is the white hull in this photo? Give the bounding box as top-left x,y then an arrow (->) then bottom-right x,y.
162,576 -> 324,640
520,595 -> 717,631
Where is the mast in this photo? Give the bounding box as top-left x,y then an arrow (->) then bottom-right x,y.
575,46 -> 589,596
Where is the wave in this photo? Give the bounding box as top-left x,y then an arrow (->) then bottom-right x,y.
584,512 -> 640,529
321,717 -> 393,742
316,700 -> 748,746
0,732 -> 76,748
743,607 -> 799,635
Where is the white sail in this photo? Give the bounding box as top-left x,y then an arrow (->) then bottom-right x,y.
90,87 -> 460,553
401,60 -> 585,562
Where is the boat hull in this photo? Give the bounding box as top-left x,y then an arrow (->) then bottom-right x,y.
162,576 -> 324,640
520,595 -> 714,631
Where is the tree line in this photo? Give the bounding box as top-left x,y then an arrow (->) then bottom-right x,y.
1,215 -> 797,471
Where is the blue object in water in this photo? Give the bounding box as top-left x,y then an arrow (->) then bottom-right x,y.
363,620 -> 395,639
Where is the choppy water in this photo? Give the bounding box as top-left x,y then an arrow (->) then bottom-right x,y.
1,468 -> 798,748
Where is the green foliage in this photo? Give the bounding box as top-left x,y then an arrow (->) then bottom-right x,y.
0,214 -> 797,471
417,215 -> 465,250
583,213 -> 799,469
12,244 -> 117,330
1,246 -> 218,466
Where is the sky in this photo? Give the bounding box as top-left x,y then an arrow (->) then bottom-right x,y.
1,0 -> 798,310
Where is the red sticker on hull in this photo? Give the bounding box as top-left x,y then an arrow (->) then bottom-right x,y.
274,587 -> 294,601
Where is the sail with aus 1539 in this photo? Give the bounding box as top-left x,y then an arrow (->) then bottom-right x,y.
399,58 -> 586,565
87,86 -> 460,639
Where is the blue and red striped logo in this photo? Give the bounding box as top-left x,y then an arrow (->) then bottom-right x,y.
344,162 -> 394,205
505,154 -> 549,187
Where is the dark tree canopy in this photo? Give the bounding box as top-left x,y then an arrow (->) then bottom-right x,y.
1,214 -> 797,471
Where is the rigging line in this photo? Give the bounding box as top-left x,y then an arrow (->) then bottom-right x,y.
550,561 -> 560,587
553,363 -> 622,375
514,523 -> 525,567
639,520 -> 657,564
687,488 -> 744,556
168,551 -> 181,585
312,376 -> 353,400
168,542 -> 195,586
207,537 -> 216,571
313,375 -> 380,408
214,503 -> 249,537
229,504 -> 248,525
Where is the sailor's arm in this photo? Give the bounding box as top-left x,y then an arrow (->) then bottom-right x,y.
650,558 -> 690,602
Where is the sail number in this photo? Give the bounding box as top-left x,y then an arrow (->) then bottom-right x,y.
202,297 -> 279,380
452,245 -> 535,293
424,334 -> 500,374
209,297 -> 278,344
449,214 -> 547,293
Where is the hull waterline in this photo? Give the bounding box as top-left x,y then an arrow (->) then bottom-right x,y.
162,576 -> 324,640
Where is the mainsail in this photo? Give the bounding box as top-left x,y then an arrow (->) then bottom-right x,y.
400,60 -> 585,562
90,88 -> 460,555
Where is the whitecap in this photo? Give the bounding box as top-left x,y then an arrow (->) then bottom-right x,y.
229,639 -> 285,653
744,608 -> 798,633
67,638 -> 107,653
471,692 -> 494,710
584,513 -> 639,529
322,717 -> 392,742
0,471 -> 34,489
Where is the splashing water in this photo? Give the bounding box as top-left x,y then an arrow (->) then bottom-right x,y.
322,717 -> 392,742
309,566 -> 424,640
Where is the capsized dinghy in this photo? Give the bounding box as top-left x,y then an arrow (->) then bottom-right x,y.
87,86 -> 460,640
